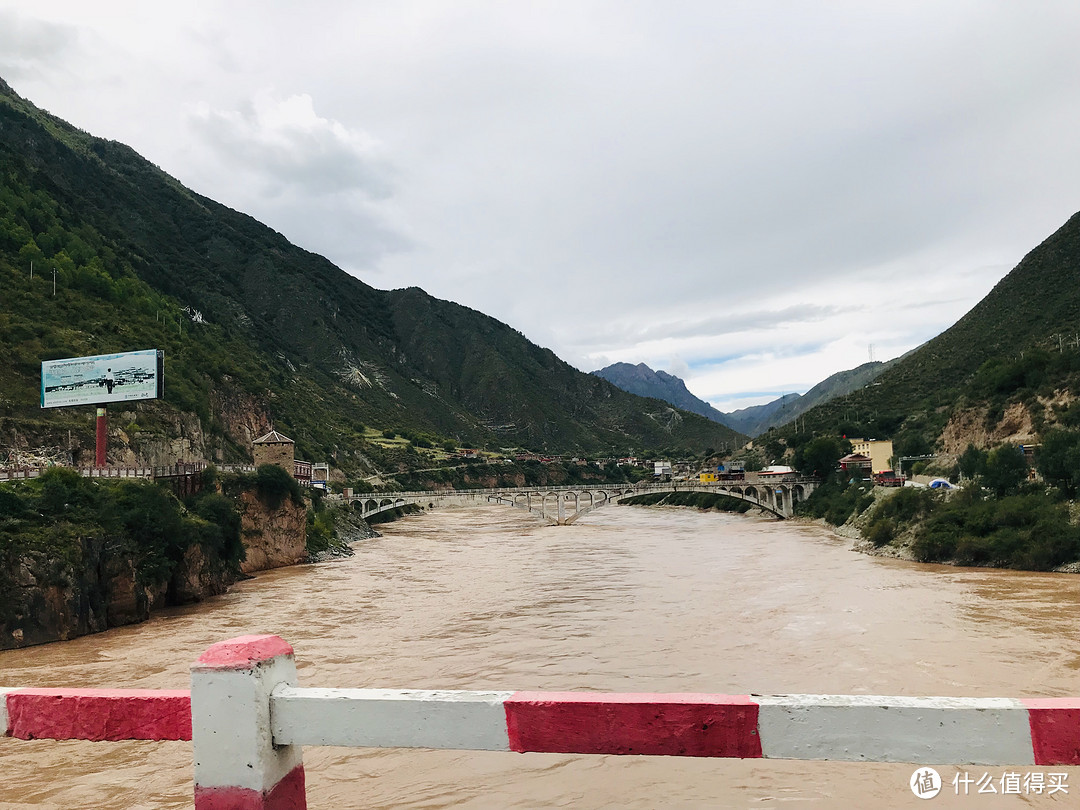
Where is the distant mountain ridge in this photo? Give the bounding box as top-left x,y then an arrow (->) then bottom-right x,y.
589,363 -> 729,423
592,360 -> 896,437
721,360 -> 898,436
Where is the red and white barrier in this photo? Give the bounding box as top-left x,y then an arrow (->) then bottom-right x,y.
190,635 -> 306,810
0,686 -> 190,741
2,635 -> 1079,810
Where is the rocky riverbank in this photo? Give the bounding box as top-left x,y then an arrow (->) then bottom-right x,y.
1,480 -> 381,651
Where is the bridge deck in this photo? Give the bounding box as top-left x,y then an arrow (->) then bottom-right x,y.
342,480 -> 817,524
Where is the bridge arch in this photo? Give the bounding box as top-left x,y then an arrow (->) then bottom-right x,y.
347,481 -> 815,525
609,484 -> 790,520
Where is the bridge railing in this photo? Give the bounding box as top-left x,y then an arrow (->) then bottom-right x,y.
0,462 -> 258,482
344,480 -> 815,501
2,635 -> 1077,809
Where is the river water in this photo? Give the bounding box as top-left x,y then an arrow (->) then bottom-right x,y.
1,504 -> 1078,808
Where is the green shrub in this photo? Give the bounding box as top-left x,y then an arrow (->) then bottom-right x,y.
864,519 -> 895,547
797,480 -> 874,526
912,491 -> 1080,570
306,508 -> 335,554
192,492 -> 244,563
255,464 -> 304,510
877,487 -> 936,522
0,473 -> 250,600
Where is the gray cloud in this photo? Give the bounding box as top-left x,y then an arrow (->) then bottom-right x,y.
568,304 -> 851,350
0,11 -> 78,79
188,93 -> 395,199
6,1 -> 1080,403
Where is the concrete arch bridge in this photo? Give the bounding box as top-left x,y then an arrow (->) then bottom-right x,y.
347,480 -> 817,526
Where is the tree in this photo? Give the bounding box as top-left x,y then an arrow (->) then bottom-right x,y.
738,450 -> 765,473
760,435 -> 786,463
17,239 -> 45,270
1037,428 -> 1080,496
983,444 -> 1028,497
794,436 -> 849,480
957,444 -> 987,481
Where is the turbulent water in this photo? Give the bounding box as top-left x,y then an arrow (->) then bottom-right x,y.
1,505 -> 1078,809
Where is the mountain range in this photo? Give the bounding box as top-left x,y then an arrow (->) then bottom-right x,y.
0,77 -> 745,472
776,210 -> 1080,460
3,71 -> 1079,479
592,360 -> 895,437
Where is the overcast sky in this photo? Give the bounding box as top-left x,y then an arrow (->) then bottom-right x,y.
4,2 -> 1080,410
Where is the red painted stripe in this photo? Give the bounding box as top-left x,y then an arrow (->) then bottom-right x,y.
6,688 -> 191,741
194,764 -> 307,810
196,635 -> 294,670
505,692 -> 762,758
1023,698 -> 1080,765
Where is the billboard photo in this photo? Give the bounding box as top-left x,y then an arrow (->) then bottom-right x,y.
41,350 -> 164,409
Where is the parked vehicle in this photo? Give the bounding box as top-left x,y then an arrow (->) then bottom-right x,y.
872,470 -> 905,487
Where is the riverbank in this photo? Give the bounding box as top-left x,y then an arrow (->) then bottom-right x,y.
306,507 -> 382,562
0,475 -> 385,650
789,478 -> 1080,573
792,514 -> 1080,574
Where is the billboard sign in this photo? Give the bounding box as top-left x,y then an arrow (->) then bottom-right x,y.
41,349 -> 164,409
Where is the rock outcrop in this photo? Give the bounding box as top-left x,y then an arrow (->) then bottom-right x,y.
1,482 -> 308,651
1,533 -> 203,650
237,491 -> 307,573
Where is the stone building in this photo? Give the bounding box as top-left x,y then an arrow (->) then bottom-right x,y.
252,430 -> 295,472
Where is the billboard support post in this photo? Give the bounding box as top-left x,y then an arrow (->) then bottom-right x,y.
95,407 -> 107,468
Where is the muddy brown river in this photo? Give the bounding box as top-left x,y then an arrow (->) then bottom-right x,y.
1,504 -> 1077,808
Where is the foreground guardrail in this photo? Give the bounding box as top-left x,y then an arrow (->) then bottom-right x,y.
2,635 -> 1078,808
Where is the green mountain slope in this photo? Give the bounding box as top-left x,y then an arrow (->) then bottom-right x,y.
0,78 -> 743,467
777,211 -> 1080,457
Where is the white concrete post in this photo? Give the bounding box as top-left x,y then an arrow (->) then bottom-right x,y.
190,634 -> 307,810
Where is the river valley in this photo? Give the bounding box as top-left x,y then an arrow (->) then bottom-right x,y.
1,504 -> 1078,808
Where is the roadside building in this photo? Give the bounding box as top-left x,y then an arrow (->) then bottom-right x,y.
718,461 -> 746,481
294,460 -> 312,485
758,465 -> 795,480
838,452 -> 873,478
848,439 -> 894,474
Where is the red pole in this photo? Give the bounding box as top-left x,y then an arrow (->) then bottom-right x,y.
95,407 -> 107,467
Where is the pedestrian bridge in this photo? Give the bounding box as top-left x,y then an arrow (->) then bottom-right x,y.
343,479 -> 817,525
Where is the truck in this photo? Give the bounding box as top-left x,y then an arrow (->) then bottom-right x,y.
872,470 -> 905,487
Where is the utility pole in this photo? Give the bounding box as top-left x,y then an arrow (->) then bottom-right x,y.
52,267 -> 57,296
